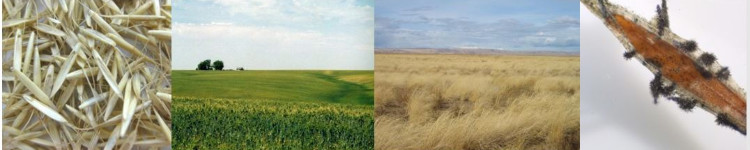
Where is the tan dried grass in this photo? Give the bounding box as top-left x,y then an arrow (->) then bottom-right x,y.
375,54 -> 580,150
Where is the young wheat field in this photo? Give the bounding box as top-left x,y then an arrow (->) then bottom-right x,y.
375,54 -> 580,149
172,70 -> 374,149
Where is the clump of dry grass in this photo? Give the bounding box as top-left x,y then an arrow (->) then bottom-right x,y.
375,54 -> 579,149
2,0 -> 171,149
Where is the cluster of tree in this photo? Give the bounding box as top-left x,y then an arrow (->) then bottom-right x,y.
196,59 -> 224,71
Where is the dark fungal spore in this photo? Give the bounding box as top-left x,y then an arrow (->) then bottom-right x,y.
667,97 -> 696,111
649,72 -> 663,103
649,73 -> 676,104
655,0 -> 669,36
623,51 -> 636,60
716,113 -> 746,135
693,62 -> 713,79
717,67 -> 731,80
699,53 -> 717,66
677,40 -> 697,52
656,5 -> 666,36
659,83 -> 675,97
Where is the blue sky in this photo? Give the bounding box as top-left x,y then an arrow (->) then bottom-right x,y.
375,0 -> 579,51
173,0 -> 374,70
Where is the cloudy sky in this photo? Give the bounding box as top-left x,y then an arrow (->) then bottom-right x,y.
375,0 -> 579,51
173,0 -> 374,70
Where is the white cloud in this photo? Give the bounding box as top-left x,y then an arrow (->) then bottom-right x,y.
174,23 -> 369,50
199,0 -> 373,25
173,23 -> 373,70
544,37 -> 556,44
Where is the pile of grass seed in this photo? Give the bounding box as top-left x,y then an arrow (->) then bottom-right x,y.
2,0 -> 171,149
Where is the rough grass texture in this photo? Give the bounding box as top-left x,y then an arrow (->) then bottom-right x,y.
375,54 -> 580,150
172,70 -> 374,149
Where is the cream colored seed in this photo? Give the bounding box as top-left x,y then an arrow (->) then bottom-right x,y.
22,32 -> 35,73
80,28 -> 115,46
103,15 -> 166,20
33,48 -> 41,86
92,49 -> 123,99
2,18 -> 34,28
89,9 -> 119,36
34,24 -> 66,36
107,33 -> 158,64
13,29 -> 23,71
78,92 -> 109,109
65,67 -> 99,79
22,95 -> 67,123
148,30 -> 171,40
13,69 -> 52,106
50,44 -> 81,96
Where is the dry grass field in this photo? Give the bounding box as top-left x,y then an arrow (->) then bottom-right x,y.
374,54 -> 580,149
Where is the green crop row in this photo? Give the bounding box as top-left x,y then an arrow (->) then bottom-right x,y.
171,97 -> 374,150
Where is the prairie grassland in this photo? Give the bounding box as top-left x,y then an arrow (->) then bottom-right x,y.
375,54 -> 580,149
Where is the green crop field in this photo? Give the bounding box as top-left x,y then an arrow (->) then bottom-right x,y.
171,70 -> 374,149
172,70 -> 373,105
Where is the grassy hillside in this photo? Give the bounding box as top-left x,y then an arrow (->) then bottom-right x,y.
172,70 -> 374,149
172,70 -> 373,105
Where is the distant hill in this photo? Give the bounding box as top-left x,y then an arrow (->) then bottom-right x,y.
375,48 -> 579,56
